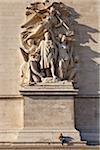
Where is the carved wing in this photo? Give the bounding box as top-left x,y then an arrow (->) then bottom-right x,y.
20,47 -> 29,62
21,2 -> 50,29
21,13 -> 42,28
30,2 -> 52,11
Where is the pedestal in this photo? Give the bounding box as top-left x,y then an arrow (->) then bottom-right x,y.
18,81 -> 81,143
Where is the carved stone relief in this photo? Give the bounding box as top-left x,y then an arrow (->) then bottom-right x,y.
20,1 -> 78,86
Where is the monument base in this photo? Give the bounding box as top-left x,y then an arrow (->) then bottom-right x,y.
18,80 -> 81,143
16,129 -> 80,143
0,80 -> 84,145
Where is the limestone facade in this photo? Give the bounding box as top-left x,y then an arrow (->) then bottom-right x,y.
0,0 -> 99,144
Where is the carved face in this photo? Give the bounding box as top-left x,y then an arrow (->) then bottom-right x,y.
44,31 -> 51,40
28,39 -> 34,46
49,6 -> 56,15
61,35 -> 67,43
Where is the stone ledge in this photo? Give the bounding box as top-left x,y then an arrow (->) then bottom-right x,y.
20,81 -> 78,96
0,95 -> 22,99
75,95 -> 100,98
0,143 -> 99,150
20,90 -> 78,96
0,129 -> 80,143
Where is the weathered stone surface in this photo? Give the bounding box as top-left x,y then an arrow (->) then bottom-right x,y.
0,96 -> 23,129
18,83 -> 80,143
0,0 -> 99,145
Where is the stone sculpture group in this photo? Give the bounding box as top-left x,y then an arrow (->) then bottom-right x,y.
20,1 -> 78,86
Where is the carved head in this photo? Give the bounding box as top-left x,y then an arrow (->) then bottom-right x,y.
27,39 -> 36,47
43,0 -> 49,3
61,35 -> 67,43
61,34 -> 73,43
49,6 -> 56,15
44,30 -> 51,40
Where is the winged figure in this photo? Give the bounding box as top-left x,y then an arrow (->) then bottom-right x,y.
20,1 -> 78,86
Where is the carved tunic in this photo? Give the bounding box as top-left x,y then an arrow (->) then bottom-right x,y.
38,39 -> 56,69
59,44 -> 69,61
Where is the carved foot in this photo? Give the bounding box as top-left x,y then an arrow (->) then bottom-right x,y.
28,81 -> 35,86
41,77 -> 45,82
53,76 -> 60,82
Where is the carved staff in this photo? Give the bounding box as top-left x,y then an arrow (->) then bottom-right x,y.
56,14 -> 69,31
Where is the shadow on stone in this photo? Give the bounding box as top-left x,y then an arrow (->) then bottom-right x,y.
66,5 -> 99,145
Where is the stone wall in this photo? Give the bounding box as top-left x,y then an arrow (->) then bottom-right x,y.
0,0 -> 99,143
